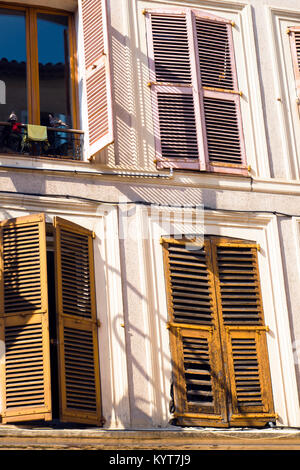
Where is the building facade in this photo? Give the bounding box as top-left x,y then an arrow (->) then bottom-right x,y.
0,0 -> 300,441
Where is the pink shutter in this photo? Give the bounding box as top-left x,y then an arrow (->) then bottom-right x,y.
146,12 -> 204,170
81,0 -> 113,157
146,9 -> 247,175
289,27 -> 300,102
195,15 -> 247,175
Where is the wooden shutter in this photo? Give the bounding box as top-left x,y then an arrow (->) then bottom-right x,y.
289,27 -> 300,103
162,237 -> 276,427
195,14 -> 246,174
0,214 -> 52,423
146,9 -> 247,174
54,217 -> 101,425
211,239 -> 276,426
162,239 -> 228,427
146,12 -> 206,170
81,0 -> 113,157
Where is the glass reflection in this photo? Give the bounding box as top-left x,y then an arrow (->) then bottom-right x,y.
37,13 -> 71,129
0,9 -> 27,153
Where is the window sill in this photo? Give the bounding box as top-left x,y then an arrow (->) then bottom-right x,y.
0,425 -> 299,450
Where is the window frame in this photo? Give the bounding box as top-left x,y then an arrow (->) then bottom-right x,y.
145,7 -> 248,175
0,2 -> 79,129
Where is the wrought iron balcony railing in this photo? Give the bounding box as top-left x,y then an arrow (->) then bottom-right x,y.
0,121 -> 84,160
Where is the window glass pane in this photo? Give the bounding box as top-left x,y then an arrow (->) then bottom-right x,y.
37,13 -> 72,128
0,9 -> 27,124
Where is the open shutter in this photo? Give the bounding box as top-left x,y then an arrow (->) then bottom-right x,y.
289,27 -> 300,103
211,239 -> 276,426
162,239 -> 228,427
81,0 -> 113,157
195,14 -> 247,174
0,214 -> 52,423
54,217 -> 101,425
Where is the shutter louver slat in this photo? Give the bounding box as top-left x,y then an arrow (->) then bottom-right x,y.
203,97 -> 243,165
3,223 -> 42,315
157,93 -> 198,160
5,322 -> 45,409
183,336 -> 214,408
60,229 -> 92,320
151,15 -> 191,83
196,19 -> 234,90
64,325 -> 97,413
216,246 -> 262,325
231,337 -> 263,408
226,328 -> 276,425
167,243 -> 214,325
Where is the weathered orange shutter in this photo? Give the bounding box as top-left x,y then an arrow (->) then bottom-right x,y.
0,214 -> 52,423
289,27 -> 300,103
211,239 -> 276,426
81,0 -> 113,157
54,217 -> 101,425
162,237 -> 276,428
162,238 -> 228,427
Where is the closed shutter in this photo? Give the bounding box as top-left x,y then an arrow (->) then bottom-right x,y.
0,214 -> 52,423
81,0 -> 113,157
146,9 -> 247,175
211,240 -> 276,426
54,217 -> 101,425
162,239 -> 228,426
162,237 -> 276,427
289,27 -> 300,103
146,12 -> 206,170
195,16 -> 246,172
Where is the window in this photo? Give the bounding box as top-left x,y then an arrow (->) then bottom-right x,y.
0,214 -> 101,425
289,26 -> 300,104
0,5 -> 76,128
145,8 -> 247,175
162,236 -> 276,427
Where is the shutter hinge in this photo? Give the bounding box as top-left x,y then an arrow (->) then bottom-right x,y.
92,231 -> 96,239
231,21 -> 235,27
142,8 -> 147,15
96,319 -> 101,328
286,27 -> 291,35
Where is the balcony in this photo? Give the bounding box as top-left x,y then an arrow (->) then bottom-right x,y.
0,121 -> 84,161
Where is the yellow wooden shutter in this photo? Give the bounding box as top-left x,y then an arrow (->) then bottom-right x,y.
162,238 -> 228,427
54,217 -> 101,425
211,239 -> 277,426
0,214 -> 52,423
